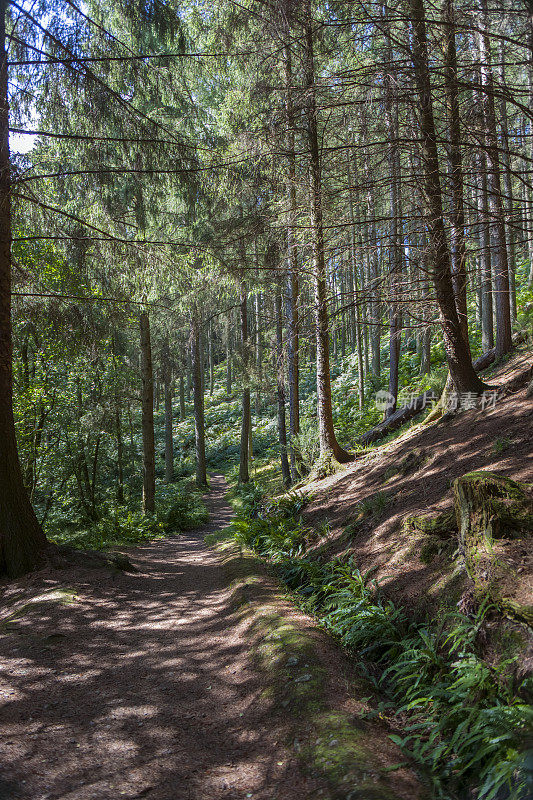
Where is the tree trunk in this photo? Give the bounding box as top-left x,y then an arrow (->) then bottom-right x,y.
420,265 -> 432,375
421,327 -> 431,374
275,286 -> 291,488
208,320 -> 214,396
238,282 -> 251,483
476,151 -> 494,352
75,395 -> 94,517
284,40 -> 301,482
179,374 -> 185,420
199,324 -> 205,396
409,0 -> 486,394
186,349 -> 192,401
303,0 -> 352,463
190,304 -> 207,488
476,0 -> 512,357
383,5 -> 403,417
112,333 -> 124,503
354,278 -> 365,410
254,290 -> 262,411
140,311 -> 155,513
226,311 -> 232,397
163,336 -> 173,483
497,42 -> 517,320
369,204 -> 381,378
0,0 -> 47,576
443,0 -> 469,349
90,434 -> 101,520
115,403 -> 124,502
128,402 -> 136,470
359,389 -> 438,446
346,146 -> 365,410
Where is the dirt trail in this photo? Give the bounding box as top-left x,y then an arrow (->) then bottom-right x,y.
0,476 -> 420,800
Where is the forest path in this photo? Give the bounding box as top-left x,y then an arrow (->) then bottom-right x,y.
0,475 -> 421,800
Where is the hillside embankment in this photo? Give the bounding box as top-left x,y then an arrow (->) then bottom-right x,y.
302,347 -> 532,663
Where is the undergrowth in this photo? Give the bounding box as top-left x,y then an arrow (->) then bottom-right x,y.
46,480 -> 208,550
231,483 -> 532,800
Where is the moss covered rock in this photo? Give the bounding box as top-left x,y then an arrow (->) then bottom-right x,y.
453,471 -> 533,625
404,509 -> 457,538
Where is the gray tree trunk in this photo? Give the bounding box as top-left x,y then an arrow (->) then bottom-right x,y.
476,0 -> 512,357
304,0 -> 352,462
382,5 -> 402,417
476,151 -> 494,352
368,204 -> 381,378
346,148 -> 365,410
179,375 -> 185,420
190,305 -> 207,488
0,0 -> 47,576
238,282 -> 251,483
112,333 -> 124,503
284,38 -> 301,482
163,336 -> 173,483
208,321 -> 214,396
444,0 -> 469,348
275,286 -> 291,487
140,311 -> 155,513
226,311 -> 232,397
497,42 -> 517,320
409,0 -> 486,394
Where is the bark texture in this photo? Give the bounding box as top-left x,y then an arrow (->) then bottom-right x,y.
0,0 -> 47,576
163,337 -> 173,483
454,472 -> 533,624
140,312 -> 155,513
476,0 -> 512,358
190,305 -> 207,488
443,0 -> 469,349
238,283 -> 251,484
275,286 -> 291,488
304,0 -> 352,463
284,37 -> 300,482
409,0 -> 486,395
383,7 -> 402,417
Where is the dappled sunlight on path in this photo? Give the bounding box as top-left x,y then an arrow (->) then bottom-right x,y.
0,476 -> 326,800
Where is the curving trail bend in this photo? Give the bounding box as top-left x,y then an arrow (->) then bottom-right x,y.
0,475 -> 334,800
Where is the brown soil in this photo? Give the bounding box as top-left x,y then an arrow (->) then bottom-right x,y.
303,348 -> 533,616
0,475 -> 422,800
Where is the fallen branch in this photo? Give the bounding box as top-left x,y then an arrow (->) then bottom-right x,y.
357,333 -> 531,447
358,390 -> 437,446
471,330 -> 529,373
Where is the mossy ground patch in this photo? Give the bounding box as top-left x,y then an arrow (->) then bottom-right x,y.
207,530 -> 426,800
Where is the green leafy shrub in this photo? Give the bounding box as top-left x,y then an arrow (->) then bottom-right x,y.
47,480 -> 208,550
358,491 -> 390,518
48,507 -> 166,550
164,490 -> 209,531
290,417 -> 320,474
492,437 -> 514,455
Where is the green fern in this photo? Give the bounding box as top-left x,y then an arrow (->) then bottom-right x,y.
231,496 -> 531,800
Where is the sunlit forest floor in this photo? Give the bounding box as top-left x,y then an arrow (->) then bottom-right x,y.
301,347 -> 533,621
0,345 -> 531,799
2,329 -> 532,799
0,476 -> 423,800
